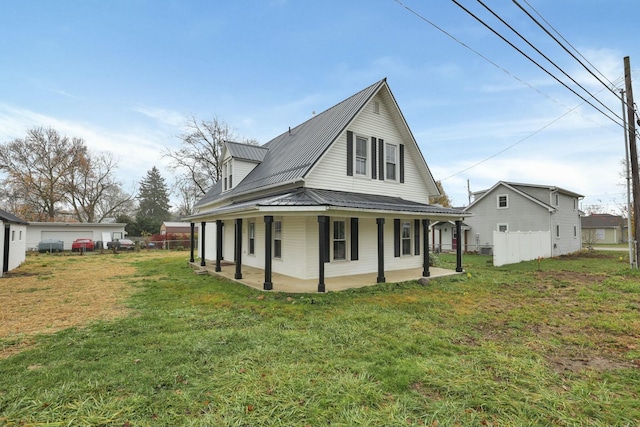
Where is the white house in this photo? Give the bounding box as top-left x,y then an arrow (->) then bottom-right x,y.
463,181 -> 583,257
187,79 -> 467,292
0,208 -> 28,277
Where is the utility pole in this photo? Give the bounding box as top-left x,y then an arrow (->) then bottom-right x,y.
624,56 -> 640,267
621,89 -> 634,268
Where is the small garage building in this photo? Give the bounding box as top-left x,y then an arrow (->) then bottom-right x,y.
1,208 -> 28,277
26,222 -> 127,251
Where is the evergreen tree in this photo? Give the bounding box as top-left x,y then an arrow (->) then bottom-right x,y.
136,166 -> 171,235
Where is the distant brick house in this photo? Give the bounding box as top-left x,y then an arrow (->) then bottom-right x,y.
160,222 -> 198,235
581,213 -> 625,244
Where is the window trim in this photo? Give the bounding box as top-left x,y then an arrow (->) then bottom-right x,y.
401,221 -> 412,256
385,143 -> 398,181
248,221 -> 255,255
354,135 -> 368,177
332,219 -> 348,261
497,194 -> 509,209
274,219 -> 282,259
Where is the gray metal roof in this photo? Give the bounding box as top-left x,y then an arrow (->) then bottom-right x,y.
0,208 -> 28,224
192,188 -> 467,219
226,141 -> 268,162
195,79 -> 386,208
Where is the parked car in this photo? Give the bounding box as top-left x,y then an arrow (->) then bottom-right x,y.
38,239 -> 64,253
107,238 -> 136,251
71,238 -> 94,252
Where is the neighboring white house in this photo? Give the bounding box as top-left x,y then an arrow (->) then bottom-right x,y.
463,181 -> 583,257
0,208 -> 28,277
26,222 -> 127,251
188,78 -> 468,292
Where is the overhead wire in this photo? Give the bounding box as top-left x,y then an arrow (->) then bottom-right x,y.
515,0 -> 622,98
450,0 -> 623,128
476,0 -> 623,124
393,0 -> 630,183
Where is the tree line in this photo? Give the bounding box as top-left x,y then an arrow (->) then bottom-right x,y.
0,117 -> 254,235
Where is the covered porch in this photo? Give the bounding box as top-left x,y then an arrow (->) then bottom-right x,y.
190,260 -> 462,293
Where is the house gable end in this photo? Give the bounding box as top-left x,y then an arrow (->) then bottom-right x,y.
304,82 -> 439,203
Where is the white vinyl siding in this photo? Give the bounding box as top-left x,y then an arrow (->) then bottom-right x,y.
305,93 -> 434,203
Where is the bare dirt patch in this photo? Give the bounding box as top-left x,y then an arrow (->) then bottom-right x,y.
0,251 -> 183,358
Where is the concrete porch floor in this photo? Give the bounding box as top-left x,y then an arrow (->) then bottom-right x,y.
190,260 -> 462,293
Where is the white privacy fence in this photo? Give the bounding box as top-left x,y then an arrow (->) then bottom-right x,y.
493,231 -> 551,267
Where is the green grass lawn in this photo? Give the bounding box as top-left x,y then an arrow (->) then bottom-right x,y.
1,251 -> 639,426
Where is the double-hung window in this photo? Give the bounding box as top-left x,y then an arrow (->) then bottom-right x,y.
223,160 -> 233,191
333,220 -> 347,260
274,220 -> 282,259
355,136 -> 367,176
401,221 -> 411,255
385,144 -> 397,180
497,194 -> 508,209
248,221 -> 255,255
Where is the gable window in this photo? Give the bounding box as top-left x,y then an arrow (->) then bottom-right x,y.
497,194 -> 508,209
333,219 -> 347,260
222,160 -> 233,191
498,223 -> 508,232
274,220 -> 282,259
386,144 -> 397,180
355,136 -> 368,176
248,221 -> 255,255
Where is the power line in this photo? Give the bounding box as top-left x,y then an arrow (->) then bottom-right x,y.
450,0 -> 623,128
514,0 -> 622,99
392,0 -> 596,121
476,0 -> 623,124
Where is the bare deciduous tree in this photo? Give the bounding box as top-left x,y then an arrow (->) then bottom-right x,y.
0,127 -> 87,221
164,115 -> 258,213
64,152 -> 134,222
164,116 -> 233,197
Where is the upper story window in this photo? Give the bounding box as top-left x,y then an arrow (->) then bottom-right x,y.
554,193 -> 559,206
385,144 -> 397,181
355,136 -> 368,176
497,194 -> 508,209
222,160 -> 233,191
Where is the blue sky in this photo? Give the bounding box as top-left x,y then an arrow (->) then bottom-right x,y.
1,0 -> 639,212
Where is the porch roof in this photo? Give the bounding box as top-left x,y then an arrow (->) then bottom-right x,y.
188,188 -> 468,220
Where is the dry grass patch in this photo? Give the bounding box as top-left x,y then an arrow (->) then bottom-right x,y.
0,251 -> 184,357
